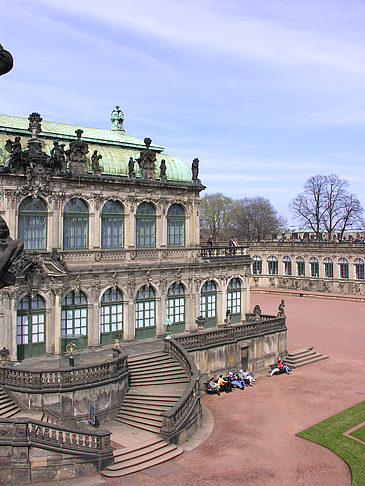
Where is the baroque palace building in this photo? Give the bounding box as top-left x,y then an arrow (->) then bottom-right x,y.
0,109 -> 252,363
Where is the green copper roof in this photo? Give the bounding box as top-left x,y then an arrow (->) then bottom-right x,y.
0,114 -> 193,183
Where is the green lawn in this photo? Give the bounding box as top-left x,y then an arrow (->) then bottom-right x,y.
297,401 -> 365,486
350,425 -> 365,442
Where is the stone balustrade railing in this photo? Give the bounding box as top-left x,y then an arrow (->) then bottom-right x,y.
0,417 -> 113,468
173,316 -> 286,350
160,339 -> 201,444
0,348 -> 128,393
200,245 -> 249,259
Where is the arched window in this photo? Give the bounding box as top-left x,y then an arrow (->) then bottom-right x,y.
167,204 -> 185,247
296,256 -> 305,276
100,288 -> 123,345
200,280 -> 217,328
339,258 -> 349,279
267,256 -> 278,275
18,197 -> 47,250
227,278 -> 241,323
324,257 -> 334,278
136,202 -> 156,248
252,256 -> 262,275
310,257 -> 319,277
135,286 -> 156,339
17,294 -> 46,361
354,258 -> 365,280
101,200 -> 124,248
283,256 -> 292,276
61,291 -> 88,349
63,199 -> 88,249
167,283 -> 185,333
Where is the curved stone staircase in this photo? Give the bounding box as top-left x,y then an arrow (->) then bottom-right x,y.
101,351 -> 189,478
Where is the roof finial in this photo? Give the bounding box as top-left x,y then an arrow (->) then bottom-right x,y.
110,106 -> 125,132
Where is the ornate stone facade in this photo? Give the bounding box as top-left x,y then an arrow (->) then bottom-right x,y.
0,112 -> 252,362
249,241 -> 365,296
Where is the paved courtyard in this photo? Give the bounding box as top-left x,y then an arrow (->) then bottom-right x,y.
52,293 -> 365,486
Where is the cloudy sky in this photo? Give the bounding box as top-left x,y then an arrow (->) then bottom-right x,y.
2,0 -> 365,224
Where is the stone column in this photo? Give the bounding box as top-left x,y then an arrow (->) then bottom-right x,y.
243,275 -> 251,316
52,287 -> 63,355
155,297 -> 164,337
159,210 -> 166,248
88,302 -> 100,347
216,288 -> 222,327
8,287 -> 19,361
219,281 -> 227,327
124,288 -> 135,341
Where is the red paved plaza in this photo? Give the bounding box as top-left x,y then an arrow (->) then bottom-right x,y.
62,293 -> 365,486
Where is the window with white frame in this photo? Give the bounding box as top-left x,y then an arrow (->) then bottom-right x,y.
324,257 -> 334,278
296,256 -> 305,276
354,258 -> 365,280
18,197 -> 47,250
339,258 -> 349,279
283,256 -> 292,276
252,256 -> 262,275
267,256 -> 278,275
310,257 -> 319,277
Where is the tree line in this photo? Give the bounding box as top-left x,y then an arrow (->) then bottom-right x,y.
200,174 -> 364,243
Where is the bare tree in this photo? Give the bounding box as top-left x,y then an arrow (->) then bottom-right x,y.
200,193 -> 234,242
232,197 -> 286,241
289,175 -> 328,238
290,174 -> 364,240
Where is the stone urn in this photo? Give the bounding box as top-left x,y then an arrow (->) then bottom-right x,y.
195,315 -> 207,332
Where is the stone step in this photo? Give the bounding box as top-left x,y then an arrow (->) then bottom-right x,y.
116,411 -> 162,427
287,354 -> 329,369
101,446 -> 183,478
121,403 -> 166,415
286,346 -> 314,357
110,442 -> 172,470
128,354 -> 173,365
126,393 -> 180,402
121,402 -> 170,413
123,398 -> 179,408
130,378 -> 189,386
130,372 -> 187,382
113,438 -> 165,461
0,403 -> 21,418
128,356 -> 177,369
130,365 -> 184,375
284,351 -> 321,363
114,416 -> 160,434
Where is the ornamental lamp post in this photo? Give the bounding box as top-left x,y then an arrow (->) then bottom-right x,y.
164,317 -> 172,340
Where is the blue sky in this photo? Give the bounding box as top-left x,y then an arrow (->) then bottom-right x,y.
2,0 -> 365,224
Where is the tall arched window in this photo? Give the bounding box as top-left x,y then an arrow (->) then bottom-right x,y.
18,197 -> 47,250
63,199 -> 89,249
136,202 -> 156,248
227,278 -> 241,323
61,290 -> 88,349
310,257 -> 319,277
135,286 -> 156,339
17,294 -> 46,361
324,257 -> 334,278
101,200 -> 124,248
283,256 -> 292,276
167,283 -> 185,333
267,256 -> 278,275
200,280 -> 217,328
252,256 -> 262,275
354,258 -> 365,280
100,288 -> 123,345
167,204 -> 185,247
296,257 -> 305,276
339,258 -> 349,279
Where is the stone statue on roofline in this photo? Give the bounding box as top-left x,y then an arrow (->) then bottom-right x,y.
91,150 -> 102,176
191,158 -> 200,182
128,157 -> 136,178
66,129 -> 89,175
159,159 -> 167,181
0,44 -> 13,76
137,137 -> 156,180
48,141 -> 66,174
5,136 -> 24,173
0,215 -> 24,288
110,105 -> 125,132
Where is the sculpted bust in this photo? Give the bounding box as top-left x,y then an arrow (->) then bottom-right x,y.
0,216 -> 24,288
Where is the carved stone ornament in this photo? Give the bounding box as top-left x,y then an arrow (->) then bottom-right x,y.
136,138 -> 156,180
48,141 -> 66,174
277,299 -> 286,317
253,304 -> 261,321
128,157 -> 136,178
66,129 -> 89,175
196,315 -> 207,331
0,216 -> 24,288
159,159 -> 167,181
10,252 -> 45,295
